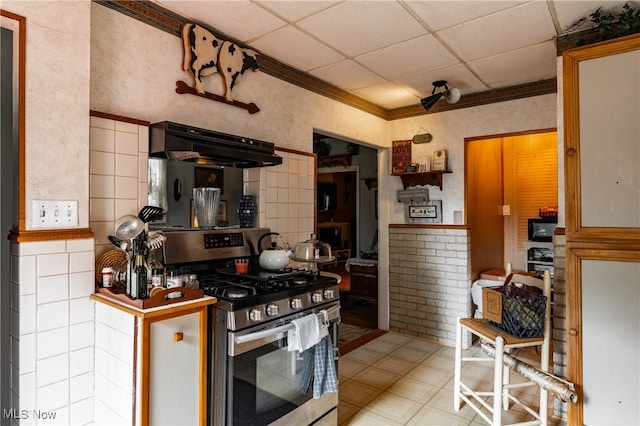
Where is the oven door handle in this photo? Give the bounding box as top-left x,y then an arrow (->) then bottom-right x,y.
234,305 -> 341,345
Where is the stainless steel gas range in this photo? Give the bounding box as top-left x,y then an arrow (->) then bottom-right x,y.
160,228 -> 340,426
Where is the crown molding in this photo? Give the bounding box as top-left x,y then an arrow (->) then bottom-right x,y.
95,1 -> 557,121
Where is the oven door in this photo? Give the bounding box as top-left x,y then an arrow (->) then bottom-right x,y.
227,302 -> 340,426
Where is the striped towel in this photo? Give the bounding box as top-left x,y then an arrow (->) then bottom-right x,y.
300,335 -> 338,399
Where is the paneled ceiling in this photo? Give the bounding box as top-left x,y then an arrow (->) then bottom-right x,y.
154,0 -> 633,113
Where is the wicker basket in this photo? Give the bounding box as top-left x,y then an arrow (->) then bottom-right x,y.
488,285 -> 547,338
95,249 -> 127,284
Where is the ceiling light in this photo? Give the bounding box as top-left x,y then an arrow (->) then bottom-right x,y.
420,80 -> 461,112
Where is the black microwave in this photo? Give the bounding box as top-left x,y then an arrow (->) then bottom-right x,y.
528,218 -> 557,242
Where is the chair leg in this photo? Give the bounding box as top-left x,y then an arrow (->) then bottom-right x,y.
453,317 -> 462,411
502,363 -> 510,411
492,336 -> 504,426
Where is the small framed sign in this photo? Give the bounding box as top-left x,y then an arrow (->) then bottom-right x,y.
409,205 -> 438,218
432,150 -> 448,171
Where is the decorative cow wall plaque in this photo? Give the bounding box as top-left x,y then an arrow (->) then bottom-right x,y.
177,23 -> 260,114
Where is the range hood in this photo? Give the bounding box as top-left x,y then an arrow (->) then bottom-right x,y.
149,121 -> 283,168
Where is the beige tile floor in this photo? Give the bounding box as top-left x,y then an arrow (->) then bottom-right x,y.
338,332 -> 563,426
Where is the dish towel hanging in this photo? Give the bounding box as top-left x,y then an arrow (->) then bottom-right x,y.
300,335 -> 338,399
287,313 -> 328,352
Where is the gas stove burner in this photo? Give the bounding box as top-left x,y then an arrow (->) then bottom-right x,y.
293,277 -> 308,285
226,288 -> 250,299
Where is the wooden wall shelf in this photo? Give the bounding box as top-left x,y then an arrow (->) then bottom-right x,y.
392,170 -> 451,190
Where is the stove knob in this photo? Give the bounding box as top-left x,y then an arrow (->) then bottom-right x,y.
323,289 -> 335,300
249,308 -> 264,322
312,292 -> 323,303
290,298 -> 303,310
266,304 -> 279,317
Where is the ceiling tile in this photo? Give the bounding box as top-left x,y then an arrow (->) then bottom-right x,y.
157,0 -> 286,42
310,60 -> 386,91
298,1 -> 427,57
352,82 -> 420,109
468,41 -> 557,88
437,1 -> 557,62
256,0 -> 341,22
405,0 -> 526,31
251,26 -> 344,71
356,34 -> 460,80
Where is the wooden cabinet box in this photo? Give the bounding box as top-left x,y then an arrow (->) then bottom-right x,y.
349,263 -> 378,305
92,293 -> 216,425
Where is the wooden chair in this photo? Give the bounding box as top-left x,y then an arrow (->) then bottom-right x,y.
454,270 -> 551,426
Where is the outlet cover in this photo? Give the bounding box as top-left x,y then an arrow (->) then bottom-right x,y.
32,200 -> 79,228
502,205 -> 511,216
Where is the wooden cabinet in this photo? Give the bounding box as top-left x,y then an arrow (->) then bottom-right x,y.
563,34 -> 640,425
92,294 -> 216,425
349,263 -> 378,305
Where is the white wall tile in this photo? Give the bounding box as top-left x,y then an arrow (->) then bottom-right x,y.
115,199 -> 138,218
116,176 -> 138,200
37,301 -> 69,332
69,271 -> 95,299
115,130 -> 139,156
67,239 -> 94,253
70,298 -> 94,325
16,241 -> 66,256
20,295 -> 37,335
115,120 -> 138,134
69,347 -> 93,377
89,127 -> 115,152
69,251 -> 94,273
37,275 -> 69,304
17,255 -> 37,295
19,333 -> 36,373
90,151 -> 114,176
37,327 -> 69,359
19,372 -> 36,413
90,116 -> 114,131
37,353 -> 69,387
36,380 -> 69,412
69,322 -> 94,351
70,372 -> 94,403
37,253 -> 69,277
115,154 -> 138,178
138,125 -> 149,153
90,174 -> 115,199
277,172 -> 288,188
70,397 -> 94,425
266,170 -> 278,187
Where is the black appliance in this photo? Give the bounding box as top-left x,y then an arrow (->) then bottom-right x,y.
160,228 -> 340,426
528,217 -> 557,242
149,121 -> 283,168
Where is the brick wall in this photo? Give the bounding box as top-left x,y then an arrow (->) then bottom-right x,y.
388,226 -> 471,346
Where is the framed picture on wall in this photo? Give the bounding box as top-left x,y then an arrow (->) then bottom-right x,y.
194,167 -> 224,194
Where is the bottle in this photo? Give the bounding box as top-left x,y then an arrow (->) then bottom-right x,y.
102,267 -> 113,288
148,249 -> 165,288
134,251 -> 148,299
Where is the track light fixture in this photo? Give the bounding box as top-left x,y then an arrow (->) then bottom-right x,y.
420,80 -> 461,112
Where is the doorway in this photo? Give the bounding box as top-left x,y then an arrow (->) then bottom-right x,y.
313,133 -> 379,351
466,130 -> 558,279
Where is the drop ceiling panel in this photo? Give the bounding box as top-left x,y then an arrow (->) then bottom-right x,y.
468,41 -> 558,88
405,0 -> 527,32
310,60 -> 386,91
437,2 -> 557,62
256,0 -> 341,22
352,82 -> 420,109
251,26 -> 344,71
297,1 -> 427,57
355,34 -> 460,80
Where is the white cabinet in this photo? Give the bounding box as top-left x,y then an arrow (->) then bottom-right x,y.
524,241 -> 554,278
92,294 -> 216,425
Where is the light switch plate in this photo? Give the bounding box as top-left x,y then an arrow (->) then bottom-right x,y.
32,200 -> 78,228
502,205 -> 511,216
